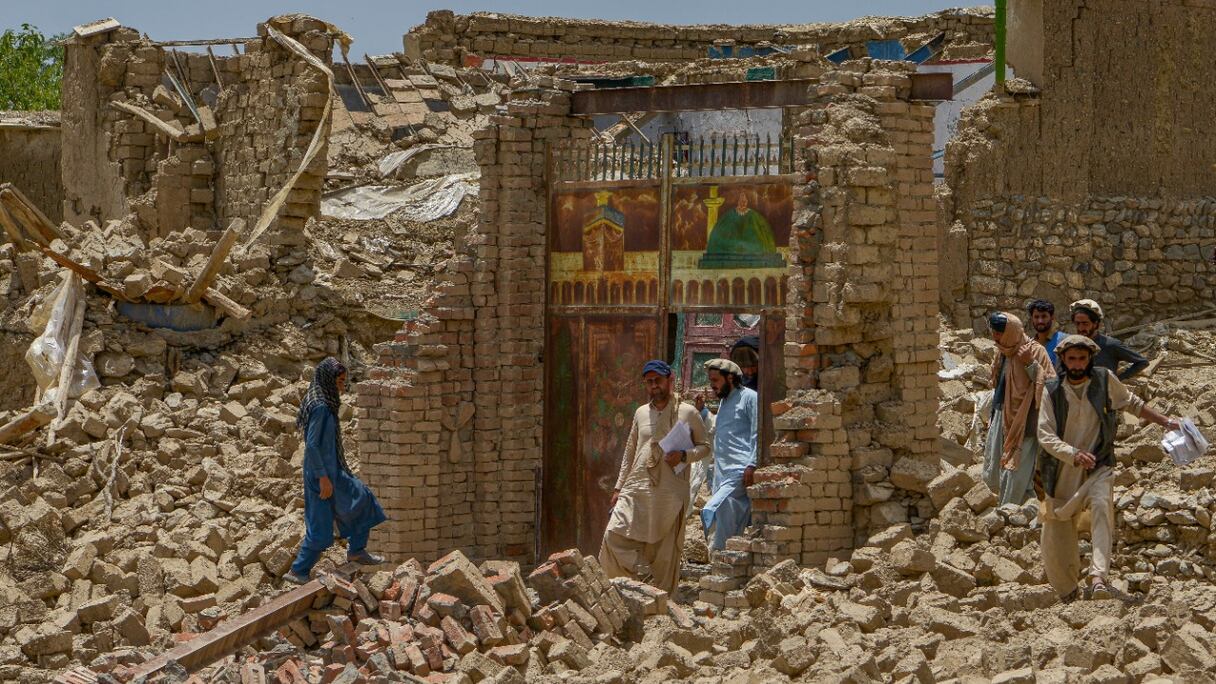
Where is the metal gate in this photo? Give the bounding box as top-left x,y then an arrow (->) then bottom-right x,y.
542,133 -> 796,557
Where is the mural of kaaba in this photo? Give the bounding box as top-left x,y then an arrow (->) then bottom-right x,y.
549,187 -> 661,307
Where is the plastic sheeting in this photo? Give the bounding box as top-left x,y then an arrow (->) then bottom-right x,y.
376,144 -> 456,178
321,173 -> 479,222
1162,418 -> 1209,467
26,272 -> 100,405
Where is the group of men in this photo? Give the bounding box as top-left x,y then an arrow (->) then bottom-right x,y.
596,297 -> 1180,603
599,339 -> 761,595
985,298 -> 1178,601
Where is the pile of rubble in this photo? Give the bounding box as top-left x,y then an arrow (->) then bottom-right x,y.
156,549 -> 664,683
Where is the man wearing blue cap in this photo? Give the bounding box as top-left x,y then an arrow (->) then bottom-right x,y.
600,359 -> 710,594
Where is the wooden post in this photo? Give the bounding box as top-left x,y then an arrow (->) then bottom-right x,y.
0,404 -> 55,445
48,278 -> 87,445
184,219 -> 243,304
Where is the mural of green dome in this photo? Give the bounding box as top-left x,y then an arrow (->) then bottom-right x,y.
697,187 -> 786,269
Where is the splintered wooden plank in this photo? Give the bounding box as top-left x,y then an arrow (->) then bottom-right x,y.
32,243 -> 129,301
0,404 -> 55,445
109,101 -> 187,142
0,185 -> 61,244
184,219 -> 243,304
124,564 -> 358,678
201,287 -> 250,320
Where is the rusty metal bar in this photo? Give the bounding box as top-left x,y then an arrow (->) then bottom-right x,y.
572,79 -> 818,115
909,72 -> 954,100
125,564 -> 358,679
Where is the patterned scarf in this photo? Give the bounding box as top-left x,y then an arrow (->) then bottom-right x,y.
297,356 -> 350,473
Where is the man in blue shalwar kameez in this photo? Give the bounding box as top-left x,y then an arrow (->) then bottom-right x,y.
699,358 -> 758,551
284,357 -> 388,584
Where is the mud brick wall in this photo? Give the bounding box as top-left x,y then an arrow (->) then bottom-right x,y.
750,62 -> 940,572
357,80 -> 590,565
60,17 -> 332,243
944,0 -> 1216,329
0,124 -> 63,224
406,9 -> 994,66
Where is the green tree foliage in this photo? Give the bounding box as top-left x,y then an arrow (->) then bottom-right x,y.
0,24 -> 64,110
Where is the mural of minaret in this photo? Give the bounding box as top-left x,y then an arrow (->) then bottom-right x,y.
582,190 -> 625,272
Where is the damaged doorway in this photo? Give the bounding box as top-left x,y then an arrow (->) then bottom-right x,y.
542,134 -> 794,557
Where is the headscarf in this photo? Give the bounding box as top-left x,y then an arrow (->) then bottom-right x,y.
297,356 -> 351,473
989,313 -> 1056,471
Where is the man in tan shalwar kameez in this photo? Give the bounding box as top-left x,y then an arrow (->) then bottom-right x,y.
1037,335 -> 1178,601
600,359 -> 710,595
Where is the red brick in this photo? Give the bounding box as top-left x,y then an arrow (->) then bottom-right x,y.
487,643 -> 530,666
440,615 -> 477,655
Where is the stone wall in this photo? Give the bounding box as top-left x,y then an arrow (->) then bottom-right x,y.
358,62 -> 940,572
944,0 -> 1216,329
405,9 -> 994,66
60,16 -> 333,244
0,121 -> 63,224
356,80 -> 589,564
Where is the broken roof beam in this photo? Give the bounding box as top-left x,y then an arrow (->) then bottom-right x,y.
150,37 -> 259,47
0,404 -> 55,445
184,219 -> 243,304
0,184 -> 63,244
109,101 -> 187,142
123,564 -> 358,679
572,79 -> 820,114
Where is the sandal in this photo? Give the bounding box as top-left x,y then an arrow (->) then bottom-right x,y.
1088,581 -> 1111,600
1060,588 -> 1080,604
347,551 -> 386,566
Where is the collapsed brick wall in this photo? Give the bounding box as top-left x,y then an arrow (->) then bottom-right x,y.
357,81 -> 590,564
944,0 -> 1216,328
0,124 -> 63,224
405,9 -> 994,66
60,17 -> 332,244
359,64 -> 939,573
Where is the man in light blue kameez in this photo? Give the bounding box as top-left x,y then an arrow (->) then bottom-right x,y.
699,358 -> 758,550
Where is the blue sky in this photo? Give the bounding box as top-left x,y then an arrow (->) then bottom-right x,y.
3,1 -> 962,56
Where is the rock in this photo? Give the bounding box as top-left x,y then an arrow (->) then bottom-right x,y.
428,550 -> 505,613
865,524 -> 913,550
890,457 -> 938,493
220,401 -> 248,424
113,608 -> 151,646
76,595 -> 119,624
890,540 -> 935,576
920,607 -> 980,639
772,636 -> 814,676
1088,664 -> 1130,684
930,562 -> 977,598
927,465 -> 976,509
963,481 -> 997,512
548,640 -> 591,670
62,545 -> 98,581
836,600 -> 883,633
1160,622 -> 1216,674
95,351 -> 136,378
938,498 -> 988,542
991,667 -> 1035,684
18,629 -> 72,657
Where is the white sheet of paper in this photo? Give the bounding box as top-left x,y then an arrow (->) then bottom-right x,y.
658,421 -> 695,474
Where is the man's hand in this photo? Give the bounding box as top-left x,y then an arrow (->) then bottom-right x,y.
743,466 -> 756,488
1163,417 -> 1182,432
694,394 -> 705,412
610,490 -> 619,508
664,450 -> 684,468
318,476 -> 334,500
1073,451 -> 1097,470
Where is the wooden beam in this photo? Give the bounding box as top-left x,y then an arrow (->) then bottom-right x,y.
0,185 -> 62,243
124,564 -> 359,678
201,287 -> 250,320
49,279 -> 86,446
151,37 -> 259,47
109,101 -> 187,142
0,203 -> 29,251
184,219 -> 243,304
0,404 -> 55,445
32,243 -> 129,301
205,47 -> 225,92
